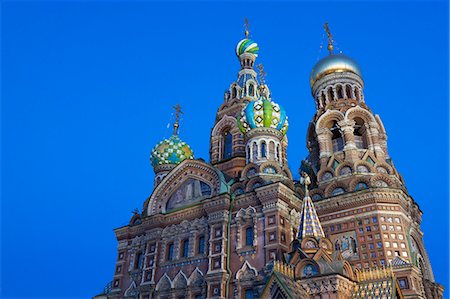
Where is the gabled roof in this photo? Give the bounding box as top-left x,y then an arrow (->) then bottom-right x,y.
391,256 -> 411,267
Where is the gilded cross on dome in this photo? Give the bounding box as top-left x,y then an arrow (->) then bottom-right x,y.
244,18 -> 250,38
172,104 -> 183,135
323,22 -> 334,54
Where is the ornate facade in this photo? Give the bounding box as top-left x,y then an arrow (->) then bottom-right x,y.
94,23 -> 444,299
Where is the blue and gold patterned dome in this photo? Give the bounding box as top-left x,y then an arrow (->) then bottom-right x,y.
235,38 -> 259,57
310,54 -> 362,87
237,90 -> 288,135
151,135 -> 194,168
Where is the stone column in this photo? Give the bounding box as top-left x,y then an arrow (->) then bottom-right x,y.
317,128 -> 332,167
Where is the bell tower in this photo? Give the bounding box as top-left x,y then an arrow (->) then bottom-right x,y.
303,23 -> 441,298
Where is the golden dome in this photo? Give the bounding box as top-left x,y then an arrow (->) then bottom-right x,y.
310,54 -> 362,87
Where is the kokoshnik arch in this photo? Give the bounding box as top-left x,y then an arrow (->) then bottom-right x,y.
93,22 -> 444,299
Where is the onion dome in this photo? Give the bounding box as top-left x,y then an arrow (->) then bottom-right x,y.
237,87 -> 288,135
310,53 -> 362,87
150,134 -> 194,167
235,38 -> 259,57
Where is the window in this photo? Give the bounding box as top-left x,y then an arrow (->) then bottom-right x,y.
182,239 -> 189,258
198,236 -> 205,254
195,295 -> 203,299
144,270 -> 152,282
261,141 -> 267,158
377,242 -> 382,249
269,231 -> 276,242
249,84 -> 254,96
135,252 -> 144,269
223,132 -> 233,159
246,227 -> 254,246
213,258 -> 221,269
329,121 -> 344,152
167,243 -> 174,261
268,215 -> 276,225
245,289 -> 254,299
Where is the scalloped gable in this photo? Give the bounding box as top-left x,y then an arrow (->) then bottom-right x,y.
145,159 -> 230,216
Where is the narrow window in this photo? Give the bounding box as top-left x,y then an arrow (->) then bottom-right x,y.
198,236 -> 205,254
328,87 -> 334,101
182,239 -> 189,258
261,141 -> 267,158
232,87 -> 237,98
135,252 -> 144,269
167,243 -> 174,261
346,85 -> 352,99
245,289 -> 254,299
249,84 -> 254,96
330,122 -> 344,152
354,117 -> 367,149
245,227 -> 254,246
223,132 -> 233,159
337,85 -> 343,99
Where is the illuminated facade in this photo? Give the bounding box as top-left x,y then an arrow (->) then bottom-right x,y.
94,24 -> 444,299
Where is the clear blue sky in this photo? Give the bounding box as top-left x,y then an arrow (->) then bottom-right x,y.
1,1 -> 448,298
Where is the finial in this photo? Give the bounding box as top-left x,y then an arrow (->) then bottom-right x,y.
132,208 -> 139,214
300,171 -> 311,197
244,18 -> 250,38
172,104 -> 183,135
323,22 -> 334,55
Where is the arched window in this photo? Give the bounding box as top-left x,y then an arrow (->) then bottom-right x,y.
330,122 -> 344,152
223,131 -> 233,159
321,91 -> 326,106
261,141 -> 267,158
354,182 -> 368,191
354,87 -> 360,101
182,239 -> 189,258
245,227 -> 254,246
197,236 -> 205,254
245,289 -> 254,299
354,117 -> 368,149
135,252 -> 144,269
328,87 -> 334,102
167,243 -> 174,261
232,87 -> 237,98
249,84 -> 254,96
276,145 -> 280,161
345,85 -> 352,99
337,85 -> 343,99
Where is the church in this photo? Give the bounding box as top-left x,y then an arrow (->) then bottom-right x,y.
94,22 -> 444,299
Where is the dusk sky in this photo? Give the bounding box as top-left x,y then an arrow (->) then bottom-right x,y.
2,1 -> 448,298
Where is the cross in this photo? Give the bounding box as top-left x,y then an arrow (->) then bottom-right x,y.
257,63 -> 266,85
172,104 -> 183,135
300,171 -> 311,197
244,18 -> 250,38
323,22 -> 334,54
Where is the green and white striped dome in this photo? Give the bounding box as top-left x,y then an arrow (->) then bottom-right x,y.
236,38 -> 259,57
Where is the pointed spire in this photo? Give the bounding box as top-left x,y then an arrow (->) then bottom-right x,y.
298,172 -> 325,241
323,22 -> 334,55
172,104 -> 183,135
